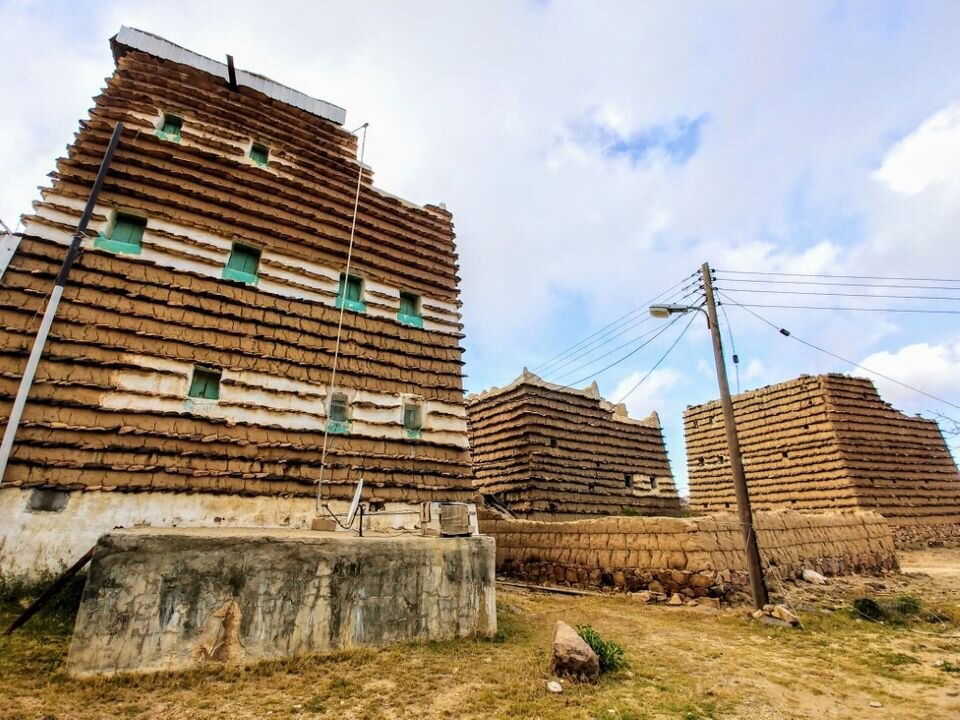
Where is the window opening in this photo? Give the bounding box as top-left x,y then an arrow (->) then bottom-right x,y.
188,367 -> 221,400
397,291 -> 423,328
327,392 -> 350,434
156,114 -> 182,141
95,213 -> 146,255
624,473 -> 634,489
250,143 -> 269,166
222,242 -> 261,285
336,273 -> 366,312
403,401 -> 423,440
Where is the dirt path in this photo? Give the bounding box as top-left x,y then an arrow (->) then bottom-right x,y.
1,550 -> 959,719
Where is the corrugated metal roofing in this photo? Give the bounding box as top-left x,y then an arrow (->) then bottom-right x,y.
111,26 -> 347,126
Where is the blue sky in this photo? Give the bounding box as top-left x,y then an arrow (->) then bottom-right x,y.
2,1 -> 959,491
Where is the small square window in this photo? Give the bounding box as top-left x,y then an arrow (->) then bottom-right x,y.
649,476 -> 658,490
222,242 -> 261,285
157,114 -> 182,141
327,392 -> 350,434
625,473 -> 634,490
188,367 -> 221,400
403,401 -> 423,439
398,291 -> 424,328
250,143 -> 269,166
95,213 -> 146,255
336,273 -> 366,313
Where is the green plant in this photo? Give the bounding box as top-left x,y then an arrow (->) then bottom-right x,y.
941,659 -> 960,673
852,597 -> 885,622
575,624 -> 626,673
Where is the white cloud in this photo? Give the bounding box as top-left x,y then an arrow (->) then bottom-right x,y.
610,368 -> 682,421
874,102 -> 960,195
858,338 -> 960,414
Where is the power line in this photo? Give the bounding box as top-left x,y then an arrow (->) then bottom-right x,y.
542,283 -> 704,377
715,277 -> 960,292
531,273 -> 698,374
548,319 -> 674,383
564,313 -> 686,388
616,311 -> 698,404
724,303 -> 960,315
718,291 -> 960,412
719,301 -> 740,394
720,288 -> 960,301
716,269 -> 960,283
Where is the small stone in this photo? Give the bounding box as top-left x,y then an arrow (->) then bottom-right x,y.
771,605 -> 801,627
633,591 -> 654,604
551,621 -> 600,682
801,569 -> 827,585
699,597 -> 721,610
547,680 -> 563,693
752,609 -> 766,620
759,615 -> 793,628
685,599 -> 699,607
869,701 -> 882,708
668,593 -> 684,606
648,580 -> 666,594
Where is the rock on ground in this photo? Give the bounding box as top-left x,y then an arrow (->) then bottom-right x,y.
551,621 -> 600,682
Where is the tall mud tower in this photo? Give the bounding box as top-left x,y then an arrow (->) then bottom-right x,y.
0,27 -> 472,576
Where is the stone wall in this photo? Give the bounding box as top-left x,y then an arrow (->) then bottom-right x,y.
480,510 -> 897,599
892,521 -> 960,549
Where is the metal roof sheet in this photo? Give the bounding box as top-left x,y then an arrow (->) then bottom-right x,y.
111,26 -> 346,126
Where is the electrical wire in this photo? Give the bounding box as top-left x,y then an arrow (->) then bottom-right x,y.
720,303 -> 960,315
532,273 -> 699,374
717,291 -> 960,412
563,313 -> 686,388
718,301 -> 740,394
716,269 -> 960,283
719,288 -> 960,301
615,311 -> 698,404
316,123 -> 369,511
715,277 -> 960,292
549,319 -> 678,383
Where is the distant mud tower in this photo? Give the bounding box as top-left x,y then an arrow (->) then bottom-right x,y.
685,374 -> 960,545
467,370 -> 681,520
0,28 -> 473,575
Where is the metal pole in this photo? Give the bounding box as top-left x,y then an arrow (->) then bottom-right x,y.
0,123 -> 124,487
701,261 -> 769,608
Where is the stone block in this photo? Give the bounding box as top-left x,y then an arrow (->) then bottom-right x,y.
68,528 -> 496,676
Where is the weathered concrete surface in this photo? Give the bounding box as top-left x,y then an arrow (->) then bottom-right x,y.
67,528 -> 496,676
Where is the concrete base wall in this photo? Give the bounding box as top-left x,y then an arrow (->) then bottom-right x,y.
481,510 -> 897,599
67,528 -> 496,676
0,488 -> 424,579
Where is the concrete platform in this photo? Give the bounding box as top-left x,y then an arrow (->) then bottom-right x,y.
66,527 -> 496,676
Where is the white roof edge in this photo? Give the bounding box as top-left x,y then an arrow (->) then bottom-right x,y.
112,26 -> 347,126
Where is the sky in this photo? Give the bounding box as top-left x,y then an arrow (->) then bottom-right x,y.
2,0 -> 959,492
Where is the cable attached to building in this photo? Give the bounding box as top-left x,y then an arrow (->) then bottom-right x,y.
316,123 -> 369,513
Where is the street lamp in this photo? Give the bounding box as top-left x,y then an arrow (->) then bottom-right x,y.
649,263 -> 770,609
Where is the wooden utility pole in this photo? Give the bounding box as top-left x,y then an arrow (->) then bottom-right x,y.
701,262 -> 769,608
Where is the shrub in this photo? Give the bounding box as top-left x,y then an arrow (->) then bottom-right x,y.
853,597 -> 885,622
575,624 -> 626,673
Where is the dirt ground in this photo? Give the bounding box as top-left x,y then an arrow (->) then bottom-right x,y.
1,549 -> 959,720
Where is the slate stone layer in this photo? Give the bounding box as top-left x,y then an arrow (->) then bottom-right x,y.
685,374 -> 960,540
467,371 -> 681,519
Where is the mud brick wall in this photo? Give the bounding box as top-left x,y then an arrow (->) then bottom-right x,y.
685,374 -> 960,538
0,34 -> 473,504
481,510 -> 897,598
468,371 -> 681,520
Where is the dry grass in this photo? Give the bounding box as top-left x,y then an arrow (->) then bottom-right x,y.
2,551 -> 960,719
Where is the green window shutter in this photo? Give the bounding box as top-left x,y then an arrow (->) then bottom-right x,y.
399,292 -> 420,316
329,394 -> 349,422
112,216 -> 146,247
188,368 -> 221,400
403,404 -> 421,430
250,143 -> 269,165
161,115 -> 182,138
336,273 -> 366,312
223,243 -> 260,284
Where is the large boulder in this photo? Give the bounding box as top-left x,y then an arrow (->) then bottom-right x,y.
550,621 -> 600,682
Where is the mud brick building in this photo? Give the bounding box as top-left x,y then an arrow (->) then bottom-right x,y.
0,28 -> 473,575
467,370 -> 681,520
685,373 -> 960,545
